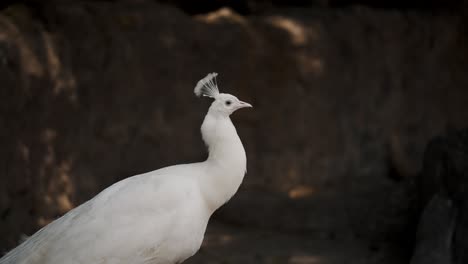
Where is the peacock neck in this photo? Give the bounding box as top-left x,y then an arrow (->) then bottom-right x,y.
199,112 -> 247,213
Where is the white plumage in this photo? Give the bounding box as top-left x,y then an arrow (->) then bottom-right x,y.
0,73 -> 252,264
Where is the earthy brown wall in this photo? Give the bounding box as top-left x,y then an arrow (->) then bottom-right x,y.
1,1 -> 467,255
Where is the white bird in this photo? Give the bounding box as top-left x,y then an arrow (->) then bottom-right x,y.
0,72 -> 252,264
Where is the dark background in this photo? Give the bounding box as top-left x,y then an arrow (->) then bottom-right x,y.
1,0 -> 468,263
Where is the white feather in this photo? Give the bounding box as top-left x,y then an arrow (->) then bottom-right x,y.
194,72 -> 219,98
0,74 -> 250,264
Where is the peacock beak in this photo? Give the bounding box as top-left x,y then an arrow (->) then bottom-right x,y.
237,101 -> 253,109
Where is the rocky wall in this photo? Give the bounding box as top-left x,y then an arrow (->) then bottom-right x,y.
0,1 -> 467,255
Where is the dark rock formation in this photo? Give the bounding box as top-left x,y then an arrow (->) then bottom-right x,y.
411,130 -> 468,264
0,1 -> 468,260
411,194 -> 456,264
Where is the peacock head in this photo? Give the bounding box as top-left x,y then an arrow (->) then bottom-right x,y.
194,73 -> 252,116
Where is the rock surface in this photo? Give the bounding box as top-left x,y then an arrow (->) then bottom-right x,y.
1,1 -> 468,261
186,222 -> 405,264
411,130 -> 468,264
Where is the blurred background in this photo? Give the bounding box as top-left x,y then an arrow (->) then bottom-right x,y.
1,0 -> 468,263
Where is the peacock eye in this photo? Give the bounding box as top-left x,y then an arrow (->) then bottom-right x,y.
225,100 -> 232,106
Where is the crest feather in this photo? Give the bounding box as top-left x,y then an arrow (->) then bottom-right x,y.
194,72 -> 220,98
